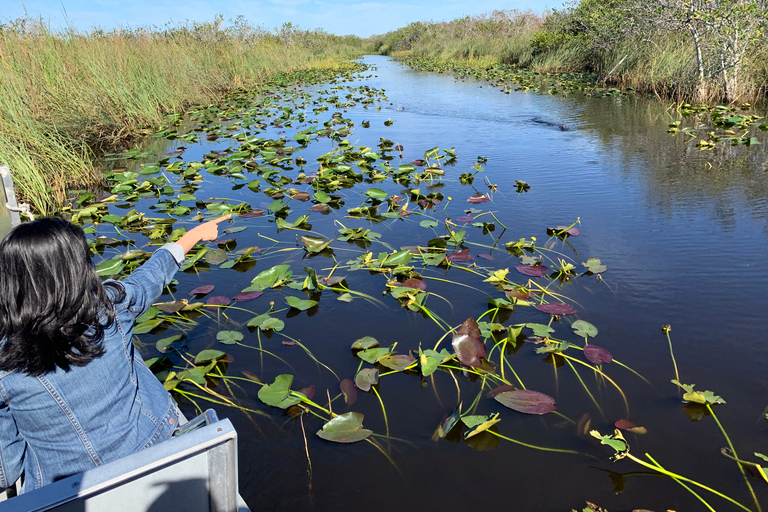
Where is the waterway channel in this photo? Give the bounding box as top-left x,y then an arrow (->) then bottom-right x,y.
98,55 -> 768,511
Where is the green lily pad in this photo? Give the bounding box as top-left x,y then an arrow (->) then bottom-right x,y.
285,296 -> 318,311
316,412 -> 372,443
217,331 -> 243,345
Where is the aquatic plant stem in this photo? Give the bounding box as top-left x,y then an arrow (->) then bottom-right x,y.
488,431 -> 584,456
372,386 -> 390,443
565,358 -> 605,420
707,405 -> 762,512
664,326 -> 680,383
628,453 -> 753,512
299,414 -> 314,502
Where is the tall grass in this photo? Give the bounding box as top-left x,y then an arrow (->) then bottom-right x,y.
367,7 -> 768,105
0,17 -> 363,213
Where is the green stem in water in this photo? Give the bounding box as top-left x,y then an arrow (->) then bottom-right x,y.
707,405 -> 762,512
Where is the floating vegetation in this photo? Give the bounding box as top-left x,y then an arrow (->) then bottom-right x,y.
54,60 -> 767,511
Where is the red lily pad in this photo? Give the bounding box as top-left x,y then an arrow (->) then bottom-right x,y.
411,159 -> 428,166
394,145 -> 404,151
494,389 -> 556,415
291,192 -> 311,202
583,345 -> 613,365
477,254 -> 495,261
455,216 -> 475,223
233,291 -> 264,302
467,194 -> 491,204
206,296 -> 231,307
156,300 -> 186,313
189,284 -> 214,296
240,209 -> 265,218
515,265 -> 549,277
535,303 -> 576,315
505,287 -> 534,300
615,419 -> 647,434
446,249 -> 473,262
452,318 -> 486,368
309,203 -> 330,212
340,378 -> 357,406
298,386 -> 315,400
486,384 -> 516,398
547,226 -> 580,237
400,278 -> 427,290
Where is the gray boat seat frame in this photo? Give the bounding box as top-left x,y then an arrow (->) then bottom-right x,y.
0,409 -> 246,512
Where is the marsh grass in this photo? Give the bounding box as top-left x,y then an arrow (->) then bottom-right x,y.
0,17 -> 363,213
368,8 -> 768,105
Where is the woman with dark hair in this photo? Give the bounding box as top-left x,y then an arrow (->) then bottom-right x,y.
0,214 -> 229,493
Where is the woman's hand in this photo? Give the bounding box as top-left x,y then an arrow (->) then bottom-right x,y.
176,214 -> 231,254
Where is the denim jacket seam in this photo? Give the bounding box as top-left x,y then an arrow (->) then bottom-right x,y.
37,375 -> 103,466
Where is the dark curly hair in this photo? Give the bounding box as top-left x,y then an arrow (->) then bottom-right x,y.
0,217 -> 124,375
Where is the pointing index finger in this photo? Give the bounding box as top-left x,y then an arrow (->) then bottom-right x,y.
213,214 -> 231,223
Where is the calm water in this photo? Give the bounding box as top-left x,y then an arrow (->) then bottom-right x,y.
112,56 -> 768,511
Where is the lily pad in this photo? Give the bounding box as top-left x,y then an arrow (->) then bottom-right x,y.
452,317 -> 487,368
614,419 -> 647,434
285,296 -> 318,311
206,296 -> 231,306
583,345 -> 612,365
340,378 -> 357,406
535,303 -> 576,315
233,291 -> 264,302
516,265 -> 549,277
467,194 -> 491,204
217,331 -> 243,345
446,249 -> 472,262
258,374 -> 302,409
194,349 -> 226,364
572,320 -> 598,338
189,284 -> 214,296
354,368 -> 379,392
463,413 -> 501,439
316,412 -> 372,443
494,389 -> 556,415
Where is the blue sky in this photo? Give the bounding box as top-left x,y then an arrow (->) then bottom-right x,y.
5,0 -> 565,38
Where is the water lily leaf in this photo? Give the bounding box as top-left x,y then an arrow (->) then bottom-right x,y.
436,403 -> 462,439
615,419 -> 647,434
590,429 -> 629,461
240,209 -> 265,218
582,257 -> 607,274
155,300 -> 186,313
572,320 -> 598,338
351,336 -> 379,350
420,220 -> 439,228
316,412 -> 372,443
248,264 -> 292,291
516,265 -> 549,277
292,191 -> 311,202
189,284 -> 214,296
96,258 -> 125,277
535,303 -> 576,315
285,296 -> 318,311
583,345 -> 612,365
156,335 -> 185,353
217,331 -> 243,344
136,307 -> 160,323
522,324 -> 553,339
463,413 -> 501,439
671,380 -> 725,405
340,378 -> 357,406
298,386 -> 315,400
365,187 -> 388,199
377,353 -> 416,371
258,374 -> 301,409
194,349 -> 226,364
206,296 -> 231,307
223,226 -> 247,234
446,249 -> 472,262
309,203 -> 330,212
134,319 -> 163,334
400,278 -> 426,291
301,235 -> 332,253
314,191 -> 332,203
355,368 -> 379,392
247,314 -> 285,332
452,317 -> 487,368
455,216 -> 474,223
467,194 -> 491,204
233,290 -> 264,302
357,347 -> 392,364
383,250 -> 413,267
338,293 -> 353,302
117,250 -> 148,261
494,389 -> 556,415
205,248 -> 228,265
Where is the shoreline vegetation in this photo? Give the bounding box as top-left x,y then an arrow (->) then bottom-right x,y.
0,16 -> 362,213
4,0 -> 768,213
367,2 -> 768,104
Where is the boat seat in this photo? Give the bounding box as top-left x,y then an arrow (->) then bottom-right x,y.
0,409 -> 250,512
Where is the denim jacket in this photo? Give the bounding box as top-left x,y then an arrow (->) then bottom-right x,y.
0,247 -> 184,492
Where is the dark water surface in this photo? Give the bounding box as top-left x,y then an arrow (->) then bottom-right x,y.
115,55 -> 768,511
